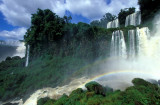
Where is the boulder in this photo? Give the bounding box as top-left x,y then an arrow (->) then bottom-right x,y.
85,81 -> 106,96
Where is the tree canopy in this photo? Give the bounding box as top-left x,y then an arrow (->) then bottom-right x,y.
24,9 -> 65,56
90,13 -> 116,28
138,0 -> 160,22
118,7 -> 136,26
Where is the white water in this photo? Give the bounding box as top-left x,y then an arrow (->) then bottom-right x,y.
107,19 -> 119,29
23,77 -> 88,105
128,30 -> 136,59
110,30 -> 127,59
125,11 -> 141,27
25,45 -> 30,67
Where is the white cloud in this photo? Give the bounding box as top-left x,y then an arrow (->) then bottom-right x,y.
107,0 -> 139,15
65,0 -> 108,20
0,27 -> 27,40
66,0 -> 139,20
0,0 -> 66,27
0,0 -> 139,27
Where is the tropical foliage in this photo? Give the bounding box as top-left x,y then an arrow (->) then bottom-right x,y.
38,78 -> 160,105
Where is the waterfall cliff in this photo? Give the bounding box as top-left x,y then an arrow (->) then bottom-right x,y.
107,19 -> 119,29
125,11 -> 141,27
110,30 -> 127,59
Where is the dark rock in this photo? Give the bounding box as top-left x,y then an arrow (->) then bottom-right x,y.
85,81 -> 106,96
158,80 -> 160,85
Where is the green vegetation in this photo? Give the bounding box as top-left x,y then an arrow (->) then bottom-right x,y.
0,8 -> 115,101
138,0 -> 160,30
138,0 -> 160,22
118,7 -> 135,26
90,13 -> 116,28
1,0 -> 160,103
0,55 -> 88,101
38,78 -> 160,105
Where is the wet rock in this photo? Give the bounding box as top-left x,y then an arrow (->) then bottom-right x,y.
85,81 -> 106,96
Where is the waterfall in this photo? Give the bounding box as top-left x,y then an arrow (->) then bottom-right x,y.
110,30 -> 127,59
125,11 -> 141,27
128,30 -> 136,59
136,27 -> 160,58
107,19 -> 119,29
25,45 -> 30,67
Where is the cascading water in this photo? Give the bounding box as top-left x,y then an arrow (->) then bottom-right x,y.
25,45 -> 30,67
125,11 -> 141,27
128,30 -> 136,59
136,27 -> 152,57
127,27 -> 150,59
110,30 -> 127,59
109,11 -> 160,80
107,19 -> 119,29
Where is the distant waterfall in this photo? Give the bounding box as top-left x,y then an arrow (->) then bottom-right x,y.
110,30 -> 127,59
125,11 -> 141,27
107,19 -> 119,29
25,45 -> 30,67
128,30 -> 136,59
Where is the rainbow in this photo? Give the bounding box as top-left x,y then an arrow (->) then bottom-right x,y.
78,70 -> 159,88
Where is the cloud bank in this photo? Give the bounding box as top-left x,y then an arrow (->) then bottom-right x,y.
0,0 -> 139,40
0,0 -> 139,27
0,27 -> 27,40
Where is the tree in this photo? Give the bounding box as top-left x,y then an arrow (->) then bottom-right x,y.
90,20 -> 101,27
138,0 -> 160,22
24,9 -> 66,56
100,13 -> 116,28
118,7 -> 135,26
90,13 -> 116,28
63,15 -> 72,24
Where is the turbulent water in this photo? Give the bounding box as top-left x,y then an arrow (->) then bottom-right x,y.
23,77 -> 88,105
107,19 -> 119,29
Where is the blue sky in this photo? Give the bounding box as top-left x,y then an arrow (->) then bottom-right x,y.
0,0 -> 138,40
